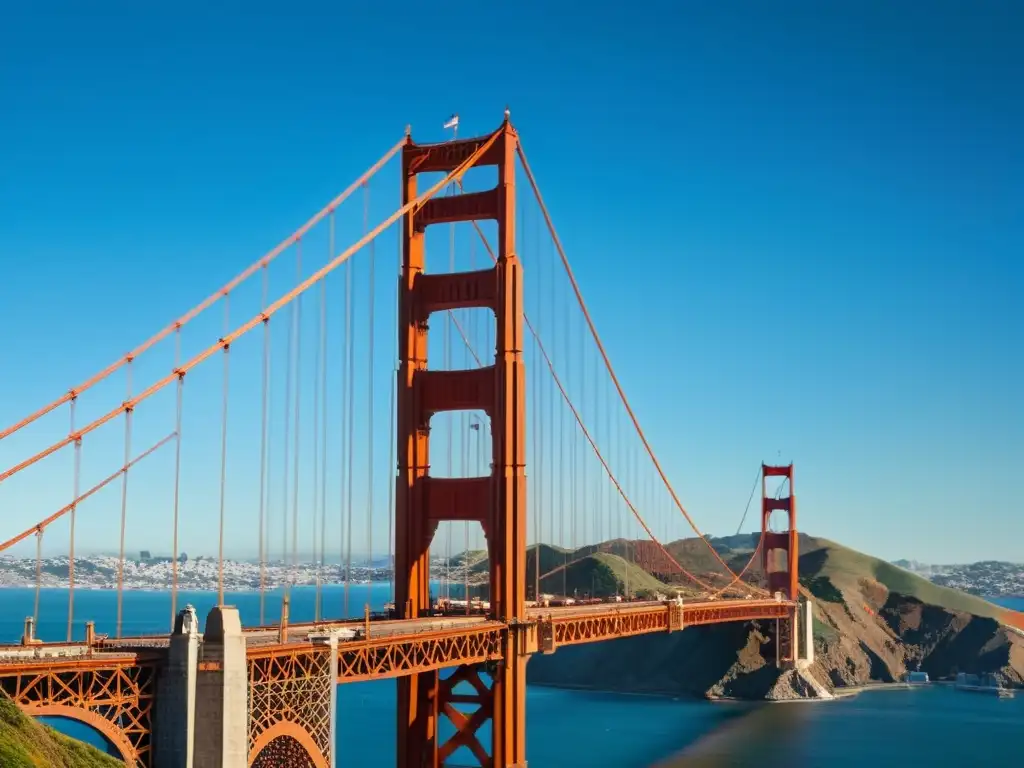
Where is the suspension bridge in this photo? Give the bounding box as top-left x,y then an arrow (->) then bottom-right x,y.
0,116 -> 808,767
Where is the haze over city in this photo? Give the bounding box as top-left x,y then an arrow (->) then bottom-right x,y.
1,2 -> 1020,567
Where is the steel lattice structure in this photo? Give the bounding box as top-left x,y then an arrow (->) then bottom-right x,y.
0,118 -> 811,768
248,648 -> 333,767
0,654 -> 155,767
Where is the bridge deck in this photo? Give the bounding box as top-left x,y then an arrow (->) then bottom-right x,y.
0,598 -> 793,681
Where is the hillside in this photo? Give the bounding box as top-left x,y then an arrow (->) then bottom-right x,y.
458,544 -> 671,600
0,694 -> 122,767
527,534 -> 1024,699
798,537 -> 1005,620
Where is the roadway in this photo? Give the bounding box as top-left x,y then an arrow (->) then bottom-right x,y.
0,598 -> 795,682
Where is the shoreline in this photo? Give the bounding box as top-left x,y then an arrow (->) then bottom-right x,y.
530,679 -> 921,704
0,582 -> 393,594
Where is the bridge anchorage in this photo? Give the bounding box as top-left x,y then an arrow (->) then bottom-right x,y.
0,115 -> 813,767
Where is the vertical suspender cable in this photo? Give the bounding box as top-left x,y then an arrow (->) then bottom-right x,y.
536,333 -> 544,606
170,327 -> 183,627
340,246 -> 349,615
591,347 -> 599,559
578,296 -> 586,549
319,266 -> 330,621
257,266 -> 271,625
115,361 -> 133,639
312,250 -> 324,623
462,417 -> 470,611
291,243 -> 303,590
67,399 -> 79,642
217,296 -> 231,606
217,342 -> 230,606
365,181 -> 376,611
532,209 -> 544,598
559,237 -> 568,598
282,249 -> 295,611
387,171 -> 402,609
570,375 -> 578,555
343,218 -> 355,617
317,212 -> 333,622
170,367 -> 185,629
543,207 -> 554,579
518,144 -> 752,588
33,527 -> 42,633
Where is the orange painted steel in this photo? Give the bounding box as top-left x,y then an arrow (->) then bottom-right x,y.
0,131 -> 494,489
0,654 -> 156,767
395,118 -> 528,768
249,721 -> 328,768
0,136 -> 407,446
453,177 -> 751,599
761,463 -> 799,665
0,118 -> 810,768
0,431 -> 176,553
245,623 -> 505,684
539,600 -> 793,649
516,142 -> 763,596
0,598 -> 795,768
248,650 -> 333,768
761,463 -> 799,602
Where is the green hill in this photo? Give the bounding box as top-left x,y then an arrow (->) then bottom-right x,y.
539,552 -> 668,598
456,532 -> 1014,624
527,533 -> 1024,699
0,694 -> 122,767
797,535 -> 1005,620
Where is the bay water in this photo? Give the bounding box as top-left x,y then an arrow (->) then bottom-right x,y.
3,587 -> 1021,766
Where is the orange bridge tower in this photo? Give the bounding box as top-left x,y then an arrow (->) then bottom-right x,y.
395,117 -> 529,767
761,463 -> 801,666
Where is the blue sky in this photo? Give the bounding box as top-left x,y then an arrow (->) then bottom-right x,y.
1,1 -> 1021,566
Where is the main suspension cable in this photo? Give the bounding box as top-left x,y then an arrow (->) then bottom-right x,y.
452,193 -> 729,595
0,130 -> 501,490
0,136 -> 407,445
516,141 -> 752,589
0,434 -> 177,554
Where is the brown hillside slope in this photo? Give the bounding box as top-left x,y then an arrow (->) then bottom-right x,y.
527,536 -> 1024,699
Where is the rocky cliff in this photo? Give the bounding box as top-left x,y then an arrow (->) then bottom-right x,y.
527,536 -> 1024,699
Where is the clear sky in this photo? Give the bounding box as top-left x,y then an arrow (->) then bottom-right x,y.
1,1 -> 1021,566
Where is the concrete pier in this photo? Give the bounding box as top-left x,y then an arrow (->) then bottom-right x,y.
154,605 -> 200,768
193,606 -> 248,768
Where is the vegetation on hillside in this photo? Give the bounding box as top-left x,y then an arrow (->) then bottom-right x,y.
796,536 -> 1006,620
527,533 -> 1024,699
457,532 -> 1018,630
0,694 -> 122,767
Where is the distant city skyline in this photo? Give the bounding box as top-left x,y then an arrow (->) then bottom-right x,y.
1,4 -> 1021,564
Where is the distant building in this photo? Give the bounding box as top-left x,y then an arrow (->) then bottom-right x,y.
139,550 -> 152,561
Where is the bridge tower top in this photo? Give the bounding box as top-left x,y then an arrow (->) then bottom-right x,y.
394,117 -> 525,623
761,462 -> 798,602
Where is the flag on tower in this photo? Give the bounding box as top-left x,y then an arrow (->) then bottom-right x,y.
443,114 -> 459,131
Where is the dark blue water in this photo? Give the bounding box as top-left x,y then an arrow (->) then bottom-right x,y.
5,587 -> 1022,766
